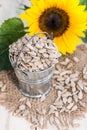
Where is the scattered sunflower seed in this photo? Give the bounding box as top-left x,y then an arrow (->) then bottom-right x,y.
73,57 -> 79,63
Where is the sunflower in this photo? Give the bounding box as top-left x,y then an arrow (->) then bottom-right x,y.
20,0 -> 87,54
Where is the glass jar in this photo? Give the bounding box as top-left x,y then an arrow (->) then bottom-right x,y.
9,32 -> 55,98
14,66 -> 54,98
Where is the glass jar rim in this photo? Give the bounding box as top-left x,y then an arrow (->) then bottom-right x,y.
15,65 -> 54,75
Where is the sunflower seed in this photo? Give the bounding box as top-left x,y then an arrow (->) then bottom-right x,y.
29,52 -> 36,57
65,77 -> 70,85
60,61 -> 68,66
41,94 -> 46,102
38,116 -> 44,126
22,110 -> 29,117
60,107 -> 66,113
55,85 -> 64,91
19,105 -> 26,111
49,105 -> 57,114
67,102 -> 74,110
36,109 -> 43,115
53,83 -> 57,87
83,86 -> 87,93
78,91 -> 83,100
43,53 -> 49,58
26,101 -> 31,108
30,124 -> 38,129
57,77 -> 65,82
71,80 -> 76,88
50,105 -> 57,111
77,80 -> 84,90
73,94 -> 78,103
62,91 -> 72,98
0,81 -> 4,88
60,70 -> 72,76
83,74 -> 87,80
67,63 -> 73,69
31,116 -> 38,124
67,97 -> 72,103
21,37 -> 28,44
57,91 -> 62,100
26,44 -> 35,51
19,97 -> 26,102
54,117 -> 61,130
39,49 -> 46,53
83,82 -> 87,86
49,54 -> 58,59
54,70 -> 60,75
54,99 -> 63,108
70,73 -> 79,79
36,44 -> 43,49
83,67 -> 87,74
42,109 -> 46,115
71,83 -> 76,93
14,109 -> 21,116
54,116 -> 61,124
49,116 -> 54,125
79,101 -> 86,108
54,111 -> 59,117
71,105 -> 77,112
1,85 -> 6,92
63,97 -> 67,104
73,57 -> 79,63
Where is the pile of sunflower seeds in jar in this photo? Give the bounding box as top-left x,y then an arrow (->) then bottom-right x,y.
9,34 -> 61,72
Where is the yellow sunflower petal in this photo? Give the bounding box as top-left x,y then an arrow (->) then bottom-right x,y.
54,36 -> 68,55
26,6 -> 40,16
31,0 -> 38,5
62,33 -> 80,53
20,13 -> 29,20
28,22 -> 41,35
37,0 -> 47,12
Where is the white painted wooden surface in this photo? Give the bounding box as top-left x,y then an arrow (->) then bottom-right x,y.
0,106 -> 30,130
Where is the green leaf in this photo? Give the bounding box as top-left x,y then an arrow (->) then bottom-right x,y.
24,5 -> 30,10
0,17 -> 26,70
0,50 -> 12,70
80,0 -> 87,10
19,5 -> 30,10
81,31 -> 87,43
80,0 -> 87,43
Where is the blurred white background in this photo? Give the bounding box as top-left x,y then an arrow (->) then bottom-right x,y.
0,0 -> 30,24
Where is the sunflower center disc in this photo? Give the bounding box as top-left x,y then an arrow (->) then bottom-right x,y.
39,8 -> 69,37
45,13 -> 62,30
